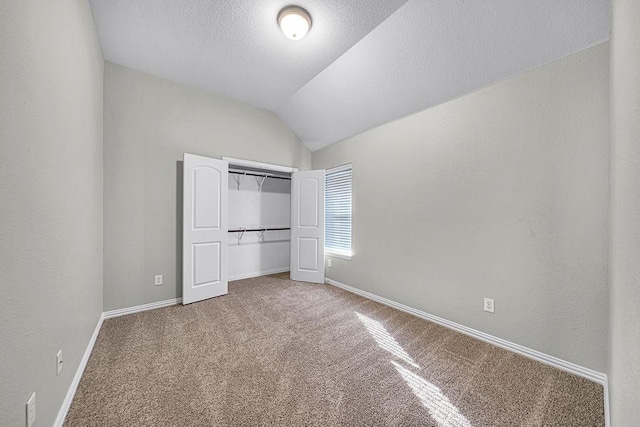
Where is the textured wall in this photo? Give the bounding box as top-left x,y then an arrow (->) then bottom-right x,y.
0,1 -> 104,426
313,43 -> 610,372
609,0 -> 640,424
103,63 -> 311,311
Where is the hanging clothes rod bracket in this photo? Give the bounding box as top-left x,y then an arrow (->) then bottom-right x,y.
235,228 -> 246,245
257,175 -> 267,192
233,172 -> 246,190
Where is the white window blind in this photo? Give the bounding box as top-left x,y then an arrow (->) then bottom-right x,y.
325,164 -> 352,258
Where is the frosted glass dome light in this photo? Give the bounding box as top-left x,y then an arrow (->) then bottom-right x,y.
278,6 -> 312,40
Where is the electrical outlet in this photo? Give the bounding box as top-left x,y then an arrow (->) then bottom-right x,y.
327,258 -> 332,268
26,392 -> 36,427
484,298 -> 495,313
56,350 -> 63,376
154,275 -> 163,286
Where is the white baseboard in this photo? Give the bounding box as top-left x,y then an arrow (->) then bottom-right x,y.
325,278 -> 607,385
229,268 -> 289,282
53,313 -> 105,427
103,298 -> 182,319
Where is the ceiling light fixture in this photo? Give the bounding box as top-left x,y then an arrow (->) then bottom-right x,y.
277,6 -> 312,40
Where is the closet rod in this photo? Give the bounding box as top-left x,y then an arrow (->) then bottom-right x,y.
228,227 -> 290,233
228,169 -> 291,181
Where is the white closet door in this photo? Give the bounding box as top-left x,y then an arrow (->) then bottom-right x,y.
290,170 -> 325,283
183,153 -> 228,304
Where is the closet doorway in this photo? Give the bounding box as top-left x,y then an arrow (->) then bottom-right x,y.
182,153 -> 325,304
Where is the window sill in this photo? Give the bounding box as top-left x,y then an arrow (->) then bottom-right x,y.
325,251 -> 353,261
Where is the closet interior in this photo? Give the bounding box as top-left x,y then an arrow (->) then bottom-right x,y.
226,160 -> 293,281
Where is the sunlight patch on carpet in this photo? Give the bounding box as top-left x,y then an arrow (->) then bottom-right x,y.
356,311 -> 471,427
392,361 -> 472,427
356,312 -> 420,369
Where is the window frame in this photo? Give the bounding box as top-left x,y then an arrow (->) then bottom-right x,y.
324,163 -> 353,261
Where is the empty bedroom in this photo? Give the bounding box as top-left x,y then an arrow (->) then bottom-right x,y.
1,0 -> 639,426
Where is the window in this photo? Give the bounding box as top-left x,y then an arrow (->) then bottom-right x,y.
325,164 -> 352,260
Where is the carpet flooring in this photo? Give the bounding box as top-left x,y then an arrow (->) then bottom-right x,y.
65,273 -> 604,426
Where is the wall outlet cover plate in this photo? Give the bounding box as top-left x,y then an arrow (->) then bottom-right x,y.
484,298 -> 495,313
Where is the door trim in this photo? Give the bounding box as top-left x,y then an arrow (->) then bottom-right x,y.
222,156 -> 298,174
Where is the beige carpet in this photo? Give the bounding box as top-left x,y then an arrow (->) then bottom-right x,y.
65,273 -> 604,426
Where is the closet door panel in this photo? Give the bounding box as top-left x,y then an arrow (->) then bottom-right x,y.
193,167 -> 221,229
298,238 -> 319,271
183,153 -> 228,304
299,178 -> 319,227
291,170 -> 325,283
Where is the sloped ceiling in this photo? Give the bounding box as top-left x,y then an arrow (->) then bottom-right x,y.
90,0 -> 610,152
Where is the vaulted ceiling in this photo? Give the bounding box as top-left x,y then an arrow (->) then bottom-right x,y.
89,0 -> 610,151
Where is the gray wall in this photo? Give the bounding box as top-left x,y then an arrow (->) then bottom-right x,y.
0,1 -> 104,426
313,43 -> 610,372
609,0 -> 640,424
103,63 -> 311,311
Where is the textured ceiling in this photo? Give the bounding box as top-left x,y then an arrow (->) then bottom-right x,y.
89,0 -> 409,111
279,0 -> 611,151
90,0 -> 610,152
